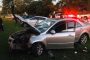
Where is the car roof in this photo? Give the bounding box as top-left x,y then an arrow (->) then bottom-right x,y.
52,18 -> 81,22
56,18 -> 85,26
50,18 -> 84,24
49,18 -> 78,22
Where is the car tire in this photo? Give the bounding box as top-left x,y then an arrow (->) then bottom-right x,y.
79,34 -> 88,45
31,43 -> 45,56
74,34 -> 89,50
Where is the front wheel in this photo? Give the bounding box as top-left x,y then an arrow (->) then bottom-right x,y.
31,43 -> 45,56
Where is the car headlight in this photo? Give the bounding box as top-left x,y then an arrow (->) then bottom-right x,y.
9,36 -> 14,40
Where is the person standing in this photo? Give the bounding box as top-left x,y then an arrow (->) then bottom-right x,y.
83,16 -> 88,23
0,17 -> 4,31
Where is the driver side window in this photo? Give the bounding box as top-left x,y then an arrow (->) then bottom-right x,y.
48,21 -> 66,33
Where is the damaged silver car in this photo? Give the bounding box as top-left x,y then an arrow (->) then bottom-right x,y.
8,18 -> 90,56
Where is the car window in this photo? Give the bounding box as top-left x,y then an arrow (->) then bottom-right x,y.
67,21 -> 75,29
39,18 -> 46,20
76,22 -> 82,27
31,17 -> 39,20
22,16 -> 33,19
66,20 -> 76,32
49,21 -> 66,33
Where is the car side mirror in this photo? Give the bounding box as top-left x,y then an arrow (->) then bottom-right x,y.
50,30 -> 56,34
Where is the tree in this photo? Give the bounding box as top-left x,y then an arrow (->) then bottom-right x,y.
28,1 -> 55,16
14,0 -> 32,14
2,0 -> 55,16
2,0 -> 11,14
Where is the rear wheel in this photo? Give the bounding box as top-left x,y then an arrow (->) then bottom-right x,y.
74,34 -> 89,51
79,34 -> 88,45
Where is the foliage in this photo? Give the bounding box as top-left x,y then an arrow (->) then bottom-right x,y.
28,1 -> 55,16
2,0 -> 11,14
63,0 -> 88,11
14,0 -> 32,14
2,0 -> 55,16
14,0 -> 55,16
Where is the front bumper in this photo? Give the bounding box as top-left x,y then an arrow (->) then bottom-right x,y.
8,37 -> 32,50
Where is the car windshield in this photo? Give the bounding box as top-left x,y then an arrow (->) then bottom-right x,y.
35,19 -> 56,33
30,16 -> 46,20
22,16 -> 33,19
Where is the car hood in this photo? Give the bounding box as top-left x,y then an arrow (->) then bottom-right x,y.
27,25 -> 41,35
15,14 -> 25,21
15,15 -> 41,35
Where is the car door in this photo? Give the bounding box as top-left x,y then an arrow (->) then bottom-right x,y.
46,20 -> 75,49
74,20 -> 84,42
